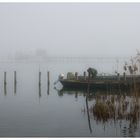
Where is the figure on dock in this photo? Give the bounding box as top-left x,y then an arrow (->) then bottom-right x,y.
87,67 -> 98,78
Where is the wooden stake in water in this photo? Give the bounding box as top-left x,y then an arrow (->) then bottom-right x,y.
39,71 -> 41,86
4,72 -> 6,85
14,71 -> 17,84
47,71 -> 50,85
4,72 -> 7,95
39,71 -> 41,98
14,71 -> 17,94
47,71 -> 50,95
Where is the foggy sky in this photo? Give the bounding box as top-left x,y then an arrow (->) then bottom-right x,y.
0,3 -> 140,58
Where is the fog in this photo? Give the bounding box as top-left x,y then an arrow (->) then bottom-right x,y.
0,3 -> 140,60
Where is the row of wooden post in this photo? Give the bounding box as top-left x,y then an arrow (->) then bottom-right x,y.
38,71 -> 50,85
4,71 -> 50,85
3,71 -> 50,96
4,71 -> 17,95
38,71 -> 50,97
4,71 -> 17,84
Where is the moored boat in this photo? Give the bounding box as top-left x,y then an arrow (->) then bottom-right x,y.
58,68 -> 140,90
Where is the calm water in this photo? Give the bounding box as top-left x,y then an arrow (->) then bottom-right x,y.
0,57 -> 139,137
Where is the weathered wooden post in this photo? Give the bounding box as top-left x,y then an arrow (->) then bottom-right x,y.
47,71 -> 50,95
39,71 -> 41,98
14,71 -> 17,85
47,71 -> 50,85
84,71 -> 86,80
39,71 -> 41,86
4,72 -> 6,85
14,71 -> 17,94
75,72 -> 78,80
4,72 -> 7,95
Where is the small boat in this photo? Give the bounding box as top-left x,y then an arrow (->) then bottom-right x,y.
58,68 -> 140,90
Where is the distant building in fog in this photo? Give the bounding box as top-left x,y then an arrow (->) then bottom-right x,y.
14,49 -> 48,61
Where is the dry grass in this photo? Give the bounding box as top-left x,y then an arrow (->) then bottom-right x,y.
90,94 -> 140,123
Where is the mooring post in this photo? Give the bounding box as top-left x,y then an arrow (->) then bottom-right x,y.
14,71 -> 17,84
39,71 -> 41,86
4,72 -> 6,85
39,71 -> 41,98
14,71 -> 17,94
75,72 -> 78,80
84,71 -> 86,80
4,72 -> 7,96
47,71 -> 50,95
47,71 -> 50,85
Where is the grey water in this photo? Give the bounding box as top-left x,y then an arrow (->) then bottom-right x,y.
0,57 -> 139,137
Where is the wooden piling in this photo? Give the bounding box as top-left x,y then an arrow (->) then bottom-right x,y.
47,71 -> 50,85
14,71 -> 17,94
39,71 -> 41,98
47,71 -> 50,95
4,72 -> 7,95
14,71 -> 17,84
39,71 -> 41,86
4,72 -> 6,85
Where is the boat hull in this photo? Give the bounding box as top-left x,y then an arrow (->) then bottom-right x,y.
59,79 -> 130,90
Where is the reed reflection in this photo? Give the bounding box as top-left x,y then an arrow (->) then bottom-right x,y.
55,87 -> 140,137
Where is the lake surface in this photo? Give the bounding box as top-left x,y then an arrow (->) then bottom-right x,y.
0,57 -> 139,137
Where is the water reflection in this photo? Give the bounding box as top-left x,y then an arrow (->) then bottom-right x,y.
47,82 -> 50,95
86,96 -> 92,133
4,83 -> 7,96
14,82 -> 17,95
39,84 -> 41,98
55,87 -> 140,137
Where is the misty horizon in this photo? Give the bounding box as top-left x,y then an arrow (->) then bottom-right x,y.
0,3 -> 140,60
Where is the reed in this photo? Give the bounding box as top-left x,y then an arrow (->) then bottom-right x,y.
91,94 -> 140,123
